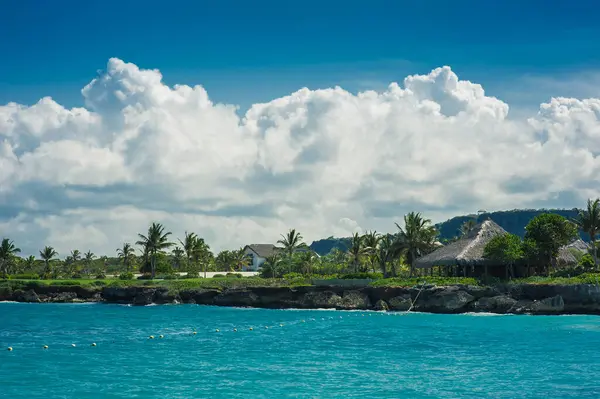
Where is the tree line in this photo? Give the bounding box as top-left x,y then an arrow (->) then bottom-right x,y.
1,199 -> 599,280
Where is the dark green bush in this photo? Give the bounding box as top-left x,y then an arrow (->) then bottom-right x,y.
119,272 -> 135,280
161,274 -> 179,280
92,280 -> 107,287
96,273 -> 107,280
579,254 -> 595,270
225,273 -> 242,278
71,273 -> 83,279
183,272 -> 200,279
212,274 -> 225,278
552,267 -> 586,278
137,274 -> 153,280
9,273 -> 40,280
341,272 -> 384,280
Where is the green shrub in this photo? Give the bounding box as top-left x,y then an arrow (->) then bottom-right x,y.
160,274 -> 179,280
95,273 -> 107,280
92,280 -> 107,287
213,274 -> 225,278
341,272 -> 384,280
225,273 -> 242,278
183,272 -> 200,279
579,254 -> 595,270
119,272 -> 135,280
137,274 -> 153,280
71,273 -> 83,279
9,273 -> 40,280
552,267 -> 585,278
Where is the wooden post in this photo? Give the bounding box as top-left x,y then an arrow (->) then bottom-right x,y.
463,265 -> 467,277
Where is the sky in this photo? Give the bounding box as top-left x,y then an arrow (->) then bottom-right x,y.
1,0 -> 600,256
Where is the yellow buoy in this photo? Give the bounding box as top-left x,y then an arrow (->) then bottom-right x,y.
149,335 -> 155,339
7,347 -> 12,351
249,327 -> 253,331
215,329 -> 220,332
91,343 -> 97,347
192,332 -> 197,335
43,345 -> 48,349
159,335 -> 164,339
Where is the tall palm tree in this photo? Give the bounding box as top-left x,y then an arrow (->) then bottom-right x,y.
363,231 -> 382,273
574,198 -> 600,267
116,243 -> 135,272
39,246 -> 58,279
83,251 -> 95,275
277,229 -> 307,274
172,247 -> 185,270
263,253 -> 282,278
67,249 -> 81,276
347,232 -> 367,273
136,222 -> 174,279
0,238 -> 21,278
232,248 -> 250,272
395,212 -> 438,277
24,255 -> 36,272
179,232 -> 199,269
377,235 -> 398,277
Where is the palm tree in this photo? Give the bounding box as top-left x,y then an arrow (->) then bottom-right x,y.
363,231 -> 381,273
395,212 -> 438,277
347,232 -> 367,273
231,248 -> 250,272
377,235 -> 398,277
460,219 -> 477,237
39,246 -> 58,279
277,229 -> 307,274
23,255 -> 36,272
172,247 -> 185,270
574,198 -> 600,267
117,243 -> 135,272
179,232 -> 199,269
0,238 -> 21,278
136,222 -> 174,279
83,251 -> 95,275
67,249 -> 81,276
263,253 -> 282,278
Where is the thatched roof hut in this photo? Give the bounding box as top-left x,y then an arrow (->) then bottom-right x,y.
556,246 -> 578,267
415,220 -> 507,268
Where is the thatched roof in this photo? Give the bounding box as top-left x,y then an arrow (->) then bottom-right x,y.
564,239 -> 590,253
556,246 -> 578,267
415,220 -> 508,268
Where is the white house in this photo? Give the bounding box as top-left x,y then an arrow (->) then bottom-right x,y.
242,244 -> 282,271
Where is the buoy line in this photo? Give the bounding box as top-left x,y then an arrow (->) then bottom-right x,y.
3,310 -> 399,352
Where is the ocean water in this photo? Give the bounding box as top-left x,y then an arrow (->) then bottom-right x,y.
1,304 -> 600,398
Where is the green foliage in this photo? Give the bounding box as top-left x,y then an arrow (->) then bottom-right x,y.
579,254 -> 595,269
95,273 -> 107,279
513,273 -> 600,285
9,273 -> 40,280
225,273 -> 242,278
483,233 -> 524,264
370,277 -> 479,287
525,214 -> 578,256
183,272 -> 200,279
340,272 -> 383,280
212,274 -> 225,278
119,272 -> 135,280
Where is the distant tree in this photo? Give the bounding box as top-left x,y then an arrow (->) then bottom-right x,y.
277,229 -> 308,274
261,253 -> 283,278
83,251 -> 95,275
395,212 -> 438,277
171,247 -> 185,270
215,250 -> 235,272
460,219 -> 477,237
524,213 -> 578,274
39,246 -> 58,279
483,233 -> 523,278
0,238 -> 21,278
136,222 -> 174,279
116,243 -> 135,272
573,198 -> 600,268
231,248 -> 250,272
363,231 -> 381,273
347,233 -> 367,273
23,255 -> 36,272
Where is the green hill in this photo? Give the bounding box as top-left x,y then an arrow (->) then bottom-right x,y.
309,208 -> 584,256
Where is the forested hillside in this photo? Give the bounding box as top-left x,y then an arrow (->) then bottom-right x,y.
308,209 -> 583,256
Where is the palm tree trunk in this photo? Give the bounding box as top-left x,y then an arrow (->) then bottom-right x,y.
592,235 -> 597,269
203,262 -> 207,279
151,255 -> 156,279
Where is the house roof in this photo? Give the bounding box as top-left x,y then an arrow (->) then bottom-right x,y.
244,244 -> 282,258
414,220 -> 508,268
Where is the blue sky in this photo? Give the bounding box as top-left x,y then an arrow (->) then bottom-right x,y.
2,0 -> 600,112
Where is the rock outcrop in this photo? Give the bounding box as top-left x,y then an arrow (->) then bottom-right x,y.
3,282 -> 600,315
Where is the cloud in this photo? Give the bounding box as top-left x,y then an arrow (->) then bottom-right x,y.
1,59 -> 599,256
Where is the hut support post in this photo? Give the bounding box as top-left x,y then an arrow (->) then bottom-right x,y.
463,265 -> 467,277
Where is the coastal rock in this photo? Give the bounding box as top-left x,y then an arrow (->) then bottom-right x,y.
133,288 -> 158,306
0,287 -> 12,301
15,289 -> 41,303
373,299 -> 389,311
179,289 -> 220,304
417,287 -> 474,313
472,295 -> 517,313
153,288 -> 178,304
302,291 -> 342,308
48,292 -> 78,303
340,290 -> 371,310
387,295 -> 412,311
529,295 -> 565,314
510,300 -> 534,314
214,290 -> 259,307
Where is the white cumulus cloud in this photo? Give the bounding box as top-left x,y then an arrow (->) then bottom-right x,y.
0,58 -> 599,257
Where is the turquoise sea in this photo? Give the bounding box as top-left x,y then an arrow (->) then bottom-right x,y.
1,304 -> 600,398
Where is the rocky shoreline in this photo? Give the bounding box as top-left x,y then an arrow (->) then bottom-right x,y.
3,283 -> 600,315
